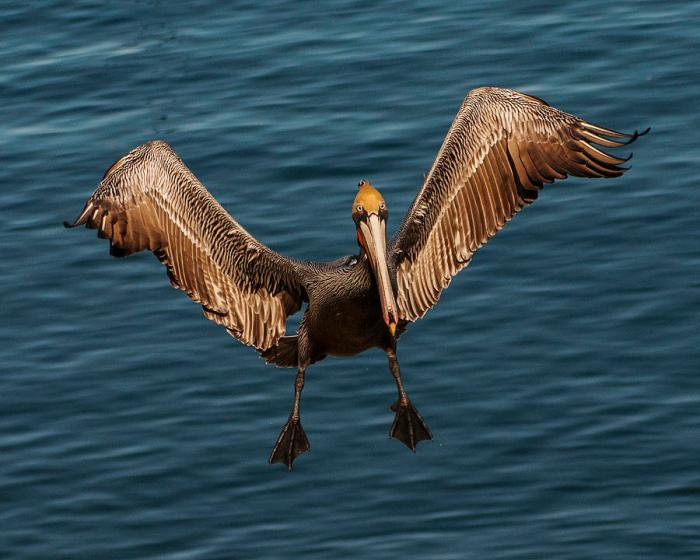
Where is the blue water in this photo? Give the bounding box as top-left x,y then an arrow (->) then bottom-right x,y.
1,1 -> 699,558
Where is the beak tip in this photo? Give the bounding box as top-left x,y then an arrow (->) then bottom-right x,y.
389,322 -> 397,336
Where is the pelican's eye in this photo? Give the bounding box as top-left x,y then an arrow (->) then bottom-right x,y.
379,202 -> 386,210
356,204 -> 363,213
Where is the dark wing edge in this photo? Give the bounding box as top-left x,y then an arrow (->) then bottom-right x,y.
65,140 -> 306,351
390,86 -> 649,322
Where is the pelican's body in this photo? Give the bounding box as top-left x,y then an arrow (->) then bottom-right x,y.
306,260 -> 392,358
266,256 -> 396,366
66,87 -> 647,469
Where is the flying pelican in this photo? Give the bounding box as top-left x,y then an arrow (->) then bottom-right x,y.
65,87 -> 647,470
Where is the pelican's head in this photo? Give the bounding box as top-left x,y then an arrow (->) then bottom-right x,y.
352,180 -> 398,337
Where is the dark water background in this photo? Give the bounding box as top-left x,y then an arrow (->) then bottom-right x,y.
1,1 -> 699,558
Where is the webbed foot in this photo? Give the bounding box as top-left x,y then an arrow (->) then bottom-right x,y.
269,417 -> 310,471
390,401 -> 432,451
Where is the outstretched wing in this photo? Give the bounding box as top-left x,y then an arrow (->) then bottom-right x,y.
66,140 -> 306,350
391,87 -> 648,322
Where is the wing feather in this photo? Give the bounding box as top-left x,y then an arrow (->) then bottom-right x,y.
66,140 -> 306,350
391,87 -> 648,322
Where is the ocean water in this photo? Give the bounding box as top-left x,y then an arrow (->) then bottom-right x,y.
1,1 -> 699,558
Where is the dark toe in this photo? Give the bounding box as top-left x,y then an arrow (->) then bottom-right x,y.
269,419 -> 310,471
389,402 -> 432,451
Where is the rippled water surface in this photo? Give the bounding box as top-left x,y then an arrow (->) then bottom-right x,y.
1,1 -> 699,558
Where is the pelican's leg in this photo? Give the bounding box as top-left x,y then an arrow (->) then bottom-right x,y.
387,349 -> 432,451
269,366 -> 310,470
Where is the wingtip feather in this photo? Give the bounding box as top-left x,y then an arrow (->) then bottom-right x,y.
64,203 -> 94,228
623,126 -> 651,145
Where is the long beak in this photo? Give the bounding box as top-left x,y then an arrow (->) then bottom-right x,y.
358,213 -> 398,336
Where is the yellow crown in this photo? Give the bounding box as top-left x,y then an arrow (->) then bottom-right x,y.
353,180 -> 385,214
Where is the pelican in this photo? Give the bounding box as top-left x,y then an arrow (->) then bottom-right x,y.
66,87 -> 647,470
